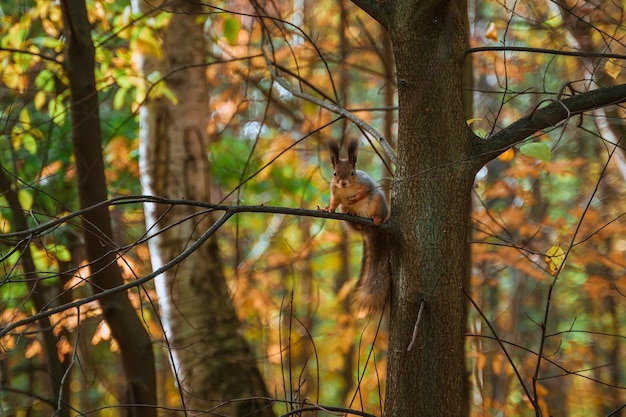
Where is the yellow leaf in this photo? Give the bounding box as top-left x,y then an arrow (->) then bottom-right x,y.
545,245 -> 565,275
34,91 -> 47,110
605,58 -> 621,79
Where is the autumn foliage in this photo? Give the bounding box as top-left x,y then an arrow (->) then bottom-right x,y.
0,0 -> 625,416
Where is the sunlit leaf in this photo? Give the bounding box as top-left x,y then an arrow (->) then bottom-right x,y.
19,107 -> 31,125
485,22 -> 498,41
48,96 -> 67,126
25,340 -> 42,359
8,24 -> 28,47
520,142 -> 551,162
34,90 -> 47,110
605,58 -> 621,79
498,148 -> 515,162
545,245 -> 565,275
146,70 -> 162,84
92,320 -> 112,345
133,27 -> 162,58
223,16 -> 241,44
17,189 -> 34,211
57,336 -> 74,361
22,133 -> 37,154
45,243 -> 72,262
113,87 -> 128,110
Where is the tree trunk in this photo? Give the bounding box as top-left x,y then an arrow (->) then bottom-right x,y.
133,1 -> 274,415
387,1 -> 476,415
59,1 -> 157,416
352,1 -> 478,415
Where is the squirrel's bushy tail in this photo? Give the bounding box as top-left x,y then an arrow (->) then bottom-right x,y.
353,226 -> 391,318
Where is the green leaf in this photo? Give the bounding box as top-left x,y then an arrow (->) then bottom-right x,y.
146,71 -> 162,84
45,243 -> 72,262
223,16 -> 241,44
113,87 -> 128,110
22,133 -> 38,154
48,97 -> 66,126
519,142 -> 551,162
18,189 -> 33,210
35,69 -> 55,92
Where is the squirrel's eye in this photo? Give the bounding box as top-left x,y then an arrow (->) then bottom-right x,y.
351,170 -> 355,176
333,172 -> 336,176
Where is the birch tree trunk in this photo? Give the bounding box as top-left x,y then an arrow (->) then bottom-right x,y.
133,1 -> 274,415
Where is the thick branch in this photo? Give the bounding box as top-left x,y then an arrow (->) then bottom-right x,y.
476,83 -> 626,165
350,0 -> 390,30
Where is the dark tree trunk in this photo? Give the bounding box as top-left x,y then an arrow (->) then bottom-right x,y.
59,1 -> 157,415
385,3 -> 476,416
351,1 -> 626,416
352,1 -> 479,415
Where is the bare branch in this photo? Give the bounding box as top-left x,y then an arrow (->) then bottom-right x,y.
279,405 -> 377,417
0,195 -> 381,337
463,286 -> 537,410
475,83 -> 626,164
0,47 -> 64,65
261,45 -> 397,165
467,45 -> 626,61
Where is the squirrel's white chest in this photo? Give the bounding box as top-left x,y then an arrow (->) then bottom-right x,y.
331,183 -> 370,216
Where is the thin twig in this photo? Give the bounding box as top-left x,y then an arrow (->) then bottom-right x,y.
463,286 -> 536,409
406,300 -> 424,352
260,41 -> 397,164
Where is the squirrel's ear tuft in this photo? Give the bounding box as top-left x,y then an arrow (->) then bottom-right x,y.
328,141 -> 340,166
347,139 -> 358,166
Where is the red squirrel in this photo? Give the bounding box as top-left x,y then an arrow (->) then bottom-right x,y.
322,140 -> 391,316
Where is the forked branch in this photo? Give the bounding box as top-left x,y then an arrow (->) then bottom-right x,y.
476,83 -> 626,165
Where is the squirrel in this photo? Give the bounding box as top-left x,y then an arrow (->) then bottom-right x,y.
322,140 -> 391,317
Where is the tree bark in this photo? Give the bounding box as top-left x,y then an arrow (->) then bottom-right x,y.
59,1 -> 157,416
351,1 -> 626,416
383,1 -> 476,416
350,0 -> 479,415
133,1 -> 274,415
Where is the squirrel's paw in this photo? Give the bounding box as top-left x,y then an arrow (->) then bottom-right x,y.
371,215 -> 382,226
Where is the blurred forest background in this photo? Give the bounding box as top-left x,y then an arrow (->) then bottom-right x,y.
0,0 -> 625,416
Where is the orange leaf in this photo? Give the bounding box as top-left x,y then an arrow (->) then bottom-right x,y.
485,22 -> 498,41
